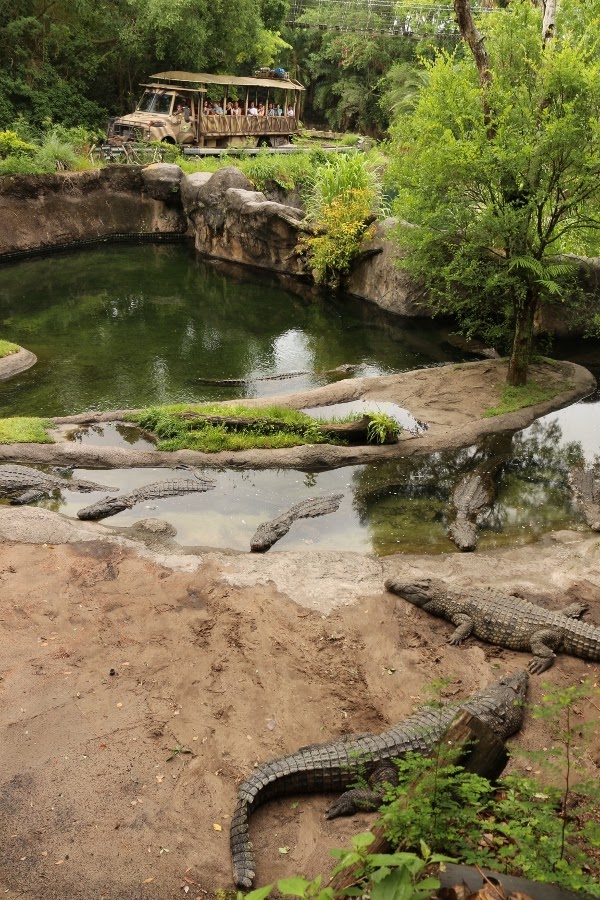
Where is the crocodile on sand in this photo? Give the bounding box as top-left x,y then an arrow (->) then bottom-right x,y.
0,464 -> 116,505
385,577 -> 600,673
77,475 -> 216,520
230,671 -> 527,888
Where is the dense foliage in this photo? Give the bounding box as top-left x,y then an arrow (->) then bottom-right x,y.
388,0 -> 600,383
0,0 -> 289,127
287,15 -> 417,134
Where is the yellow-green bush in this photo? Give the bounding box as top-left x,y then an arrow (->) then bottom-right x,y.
301,187 -> 376,286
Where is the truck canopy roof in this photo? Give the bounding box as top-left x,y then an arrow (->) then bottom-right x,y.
150,71 -> 305,92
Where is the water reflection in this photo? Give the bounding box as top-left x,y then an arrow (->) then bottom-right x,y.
0,244 -> 475,417
18,404 -> 592,554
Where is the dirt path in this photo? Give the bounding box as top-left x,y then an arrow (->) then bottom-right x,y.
0,508 -> 599,899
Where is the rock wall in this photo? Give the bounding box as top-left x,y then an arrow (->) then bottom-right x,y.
344,218 -> 428,317
0,165 -> 188,259
180,167 -> 308,276
0,162 -> 596,335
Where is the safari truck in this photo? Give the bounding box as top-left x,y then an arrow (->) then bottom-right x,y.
107,70 -> 305,149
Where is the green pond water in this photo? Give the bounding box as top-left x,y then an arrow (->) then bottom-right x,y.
1,243 -> 598,554
0,243 -> 471,417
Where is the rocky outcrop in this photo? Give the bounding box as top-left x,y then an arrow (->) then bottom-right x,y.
0,346 -> 36,381
0,166 -> 188,259
181,166 -> 308,275
141,163 -> 183,201
344,218 -> 428,317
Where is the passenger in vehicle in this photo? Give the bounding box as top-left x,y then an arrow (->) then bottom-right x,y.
249,101 -> 259,116
232,101 -> 241,116
275,104 -> 283,116
214,101 -> 224,114
257,103 -> 265,116
267,103 -> 275,116
286,105 -> 295,116
226,102 -> 233,115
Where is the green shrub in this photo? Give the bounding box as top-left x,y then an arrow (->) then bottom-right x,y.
0,122 -> 97,175
367,411 -> 400,444
301,187 -> 376,286
0,155 -> 42,175
304,152 -> 383,220
0,130 -> 37,159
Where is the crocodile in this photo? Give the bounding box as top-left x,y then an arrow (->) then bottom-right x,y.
77,475 -> 215,520
250,494 -> 344,552
447,434 -> 512,552
230,671 -> 527,888
569,465 -> 600,532
385,577 -> 600,673
0,464 -> 117,505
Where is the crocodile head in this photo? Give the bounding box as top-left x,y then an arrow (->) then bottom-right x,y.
465,670 -> 529,740
384,577 -> 436,606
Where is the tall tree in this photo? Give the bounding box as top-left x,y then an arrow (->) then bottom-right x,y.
389,0 -> 600,385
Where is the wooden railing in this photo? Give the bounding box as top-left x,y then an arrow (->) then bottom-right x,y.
199,115 -> 297,136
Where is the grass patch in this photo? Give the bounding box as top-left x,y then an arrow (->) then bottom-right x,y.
484,378 -> 569,417
0,417 -> 53,443
130,403 -> 362,452
0,340 -> 19,359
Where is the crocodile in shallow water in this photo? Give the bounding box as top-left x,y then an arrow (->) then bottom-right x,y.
569,465 -> 600,532
77,475 -> 215,520
230,671 -> 527,888
250,494 -> 344,551
385,577 -> 600,673
447,434 -> 513,552
0,464 -> 117,505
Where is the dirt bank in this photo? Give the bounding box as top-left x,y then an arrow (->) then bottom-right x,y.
2,359 -> 595,469
0,507 -> 599,899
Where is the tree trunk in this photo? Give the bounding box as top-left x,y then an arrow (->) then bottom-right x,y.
542,0 -> 557,45
453,0 -> 494,137
328,709 -> 510,895
507,288 -> 537,386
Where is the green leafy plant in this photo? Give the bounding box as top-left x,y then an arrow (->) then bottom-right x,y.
0,130 -> 36,159
301,187 -> 377,287
237,838 -> 447,900
166,744 -> 193,761
330,834 -> 447,899
305,153 -> 383,221
366,412 -> 400,444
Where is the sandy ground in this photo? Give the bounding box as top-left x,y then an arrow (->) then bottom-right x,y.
0,507 -> 599,900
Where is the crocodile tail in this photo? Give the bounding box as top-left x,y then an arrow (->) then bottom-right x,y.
230,747 -> 357,887
230,798 -> 255,888
562,623 -> 600,662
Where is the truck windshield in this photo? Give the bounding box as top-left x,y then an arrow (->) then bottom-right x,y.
137,92 -> 173,115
